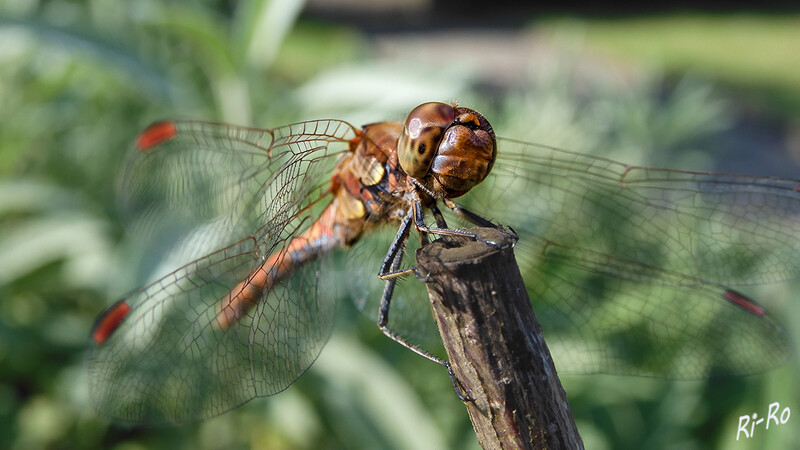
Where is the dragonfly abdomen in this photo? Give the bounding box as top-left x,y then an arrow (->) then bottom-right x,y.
216,200 -> 350,329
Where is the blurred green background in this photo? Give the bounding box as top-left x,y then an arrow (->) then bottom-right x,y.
1,1 -> 799,448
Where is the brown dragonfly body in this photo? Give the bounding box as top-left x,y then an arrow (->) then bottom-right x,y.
88,102 -> 794,425
215,103 -> 496,328
214,122 -> 410,329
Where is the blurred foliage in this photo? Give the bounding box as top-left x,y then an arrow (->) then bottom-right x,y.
0,0 -> 799,449
542,15 -> 800,118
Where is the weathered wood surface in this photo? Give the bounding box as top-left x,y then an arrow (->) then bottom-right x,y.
416,227 -> 583,450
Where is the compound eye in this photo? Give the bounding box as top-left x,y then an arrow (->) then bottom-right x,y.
399,122 -> 442,178
397,103 -> 455,178
429,107 -> 497,198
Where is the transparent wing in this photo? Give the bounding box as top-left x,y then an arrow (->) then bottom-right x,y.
118,119 -> 356,262
525,236 -> 787,377
87,119 -> 356,424
453,137 -> 797,377
345,226 -> 446,358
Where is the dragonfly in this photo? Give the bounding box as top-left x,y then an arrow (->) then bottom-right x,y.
87,102 -> 797,425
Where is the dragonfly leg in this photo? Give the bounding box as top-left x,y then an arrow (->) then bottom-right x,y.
412,201 -> 476,239
442,199 -> 519,246
378,255 -> 474,401
429,203 -> 449,228
417,203 -> 449,247
378,210 -> 417,281
376,210 -> 473,401
379,285 -> 473,402
444,361 -> 474,402
443,198 -> 496,228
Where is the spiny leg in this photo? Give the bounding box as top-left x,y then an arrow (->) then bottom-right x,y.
442,199 -> 518,245
381,201 -> 485,280
379,210 -> 416,280
429,203 -> 449,228
419,203 -> 448,247
442,198 -> 496,227
412,201 -> 475,240
417,204 -> 430,247
377,208 -> 472,401
377,210 -> 438,362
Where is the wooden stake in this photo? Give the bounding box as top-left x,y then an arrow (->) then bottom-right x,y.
416,227 -> 583,450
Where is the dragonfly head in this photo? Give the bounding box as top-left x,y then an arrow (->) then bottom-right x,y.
398,102 -> 496,198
